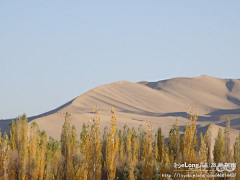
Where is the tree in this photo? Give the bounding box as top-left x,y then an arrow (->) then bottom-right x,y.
126,128 -> 134,180
38,130 -> 47,179
117,130 -> 124,166
89,106 -> 102,180
45,136 -> 63,179
181,114 -> 198,163
60,112 -> 77,179
224,118 -> 232,162
10,114 -> 28,179
204,123 -> 212,163
199,132 -> 207,162
156,128 -> 166,176
105,107 -> 119,180
142,122 -> 154,180
213,128 -> 225,163
80,122 -> 90,179
156,128 -> 166,163
131,127 -> 139,165
26,122 -> 39,179
168,123 -> 180,163
0,132 -> 10,179
233,132 -> 240,180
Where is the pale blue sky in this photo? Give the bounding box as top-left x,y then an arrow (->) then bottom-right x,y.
1,1 -> 240,119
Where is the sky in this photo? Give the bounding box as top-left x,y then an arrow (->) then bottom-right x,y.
0,1 -> 240,119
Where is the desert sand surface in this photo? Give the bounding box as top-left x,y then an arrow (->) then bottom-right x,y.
1,75 -> 239,147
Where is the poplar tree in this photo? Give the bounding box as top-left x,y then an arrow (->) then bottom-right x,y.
224,118 -> 232,162
8,114 -> 28,179
38,130 -> 47,179
61,112 -> 76,179
126,128 -> 132,161
213,128 -> 225,163
89,106 -> 102,180
204,124 -> 212,163
233,133 -> 240,180
26,122 -> 39,179
168,123 -> 180,163
0,132 -> 10,180
156,128 -> 166,163
138,124 -> 145,162
154,134 -> 158,161
80,122 -> 90,179
181,114 -> 198,163
142,123 -> 154,180
18,114 -> 29,179
131,127 -> 138,165
105,107 -> 119,180
156,128 -> 166,176
9,120 -> 16,150
102,127 -> 108,166
45,136 -> 63,179
117,130 -> 124,166
126,128 -> 134,180
199,132 -> 207,162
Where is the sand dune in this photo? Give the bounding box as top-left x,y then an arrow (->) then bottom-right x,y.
1,75 -> 239,148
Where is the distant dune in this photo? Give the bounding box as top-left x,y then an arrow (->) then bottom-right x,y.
1,75 -> 239,148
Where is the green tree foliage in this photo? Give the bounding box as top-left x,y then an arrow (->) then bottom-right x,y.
45,136 -> 62,179
224,118 -> 232,162
204,123 -> 212,163
213,128 -> 225,163
168,123 -> 180,163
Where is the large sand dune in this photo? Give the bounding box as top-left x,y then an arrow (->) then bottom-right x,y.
1,75 -> 239,148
